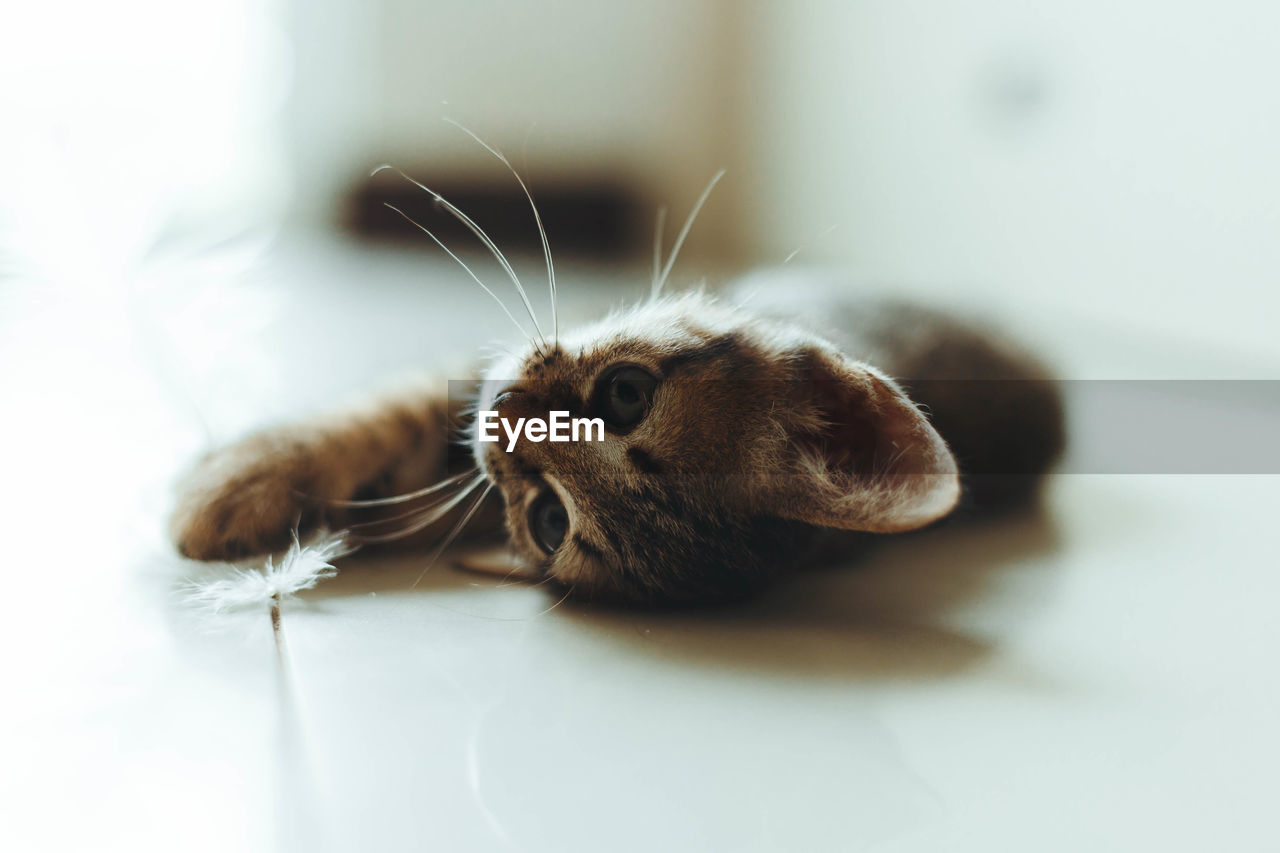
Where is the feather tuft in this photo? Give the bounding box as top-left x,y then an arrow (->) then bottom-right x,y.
183,530 -> 351,614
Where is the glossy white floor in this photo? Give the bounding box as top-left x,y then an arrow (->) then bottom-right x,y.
3,237 -> 1276,852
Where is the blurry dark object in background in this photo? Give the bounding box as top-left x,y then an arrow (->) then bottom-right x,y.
346,169 -> 641,260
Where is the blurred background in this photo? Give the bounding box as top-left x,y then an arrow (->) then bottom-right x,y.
4,3 -> 1280,852
5,0 -> 1279,360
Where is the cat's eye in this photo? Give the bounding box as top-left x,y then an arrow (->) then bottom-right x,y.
595,364 -> 659,430
529,489 -> 568,554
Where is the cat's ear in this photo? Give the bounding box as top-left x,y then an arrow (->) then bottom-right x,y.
766,348 -> 960,533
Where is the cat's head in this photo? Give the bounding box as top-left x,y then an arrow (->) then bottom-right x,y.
471,291 -> 959,605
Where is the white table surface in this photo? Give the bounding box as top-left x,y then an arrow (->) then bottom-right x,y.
3,235 -> 1276,852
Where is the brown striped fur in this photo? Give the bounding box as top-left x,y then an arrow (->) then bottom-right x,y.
171,283 -> 1063,605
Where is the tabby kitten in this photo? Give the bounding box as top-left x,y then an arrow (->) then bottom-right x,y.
171,274 -> 1063,606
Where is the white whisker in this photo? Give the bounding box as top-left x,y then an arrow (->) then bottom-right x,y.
781,223 -> 838,265
342,486 -> 477,530
425,581 -> 574,621
538,584 -> 576,617
318,469 -> 477,509
443,118 -> 559,345
352,474 -> 486,545
383,204 -> 535,346
376,165 -> 547,350
650,206 -> 667,299
653,169 -> 725,298
411,481 -> 495,589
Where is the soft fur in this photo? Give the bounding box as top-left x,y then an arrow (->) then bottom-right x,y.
172,282 -> 1064,606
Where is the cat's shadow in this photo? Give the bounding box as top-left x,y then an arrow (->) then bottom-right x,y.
315,504 -> 1063,683
567,507 -> 1062,682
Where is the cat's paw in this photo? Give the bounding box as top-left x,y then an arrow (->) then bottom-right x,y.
170,432 -> 330,561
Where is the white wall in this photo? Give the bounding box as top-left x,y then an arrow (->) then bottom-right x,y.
286,0 -> 741,254
45,0 -> 1270,364
737,0 -> 1280,363
1,0 -> 289,269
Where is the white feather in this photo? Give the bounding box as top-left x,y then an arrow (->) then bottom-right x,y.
184,530 -> 350,614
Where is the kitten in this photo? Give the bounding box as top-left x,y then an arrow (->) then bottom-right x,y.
171,275 -> 1063,606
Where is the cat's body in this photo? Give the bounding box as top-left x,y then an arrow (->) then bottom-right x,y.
172,275 -> 1063,606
